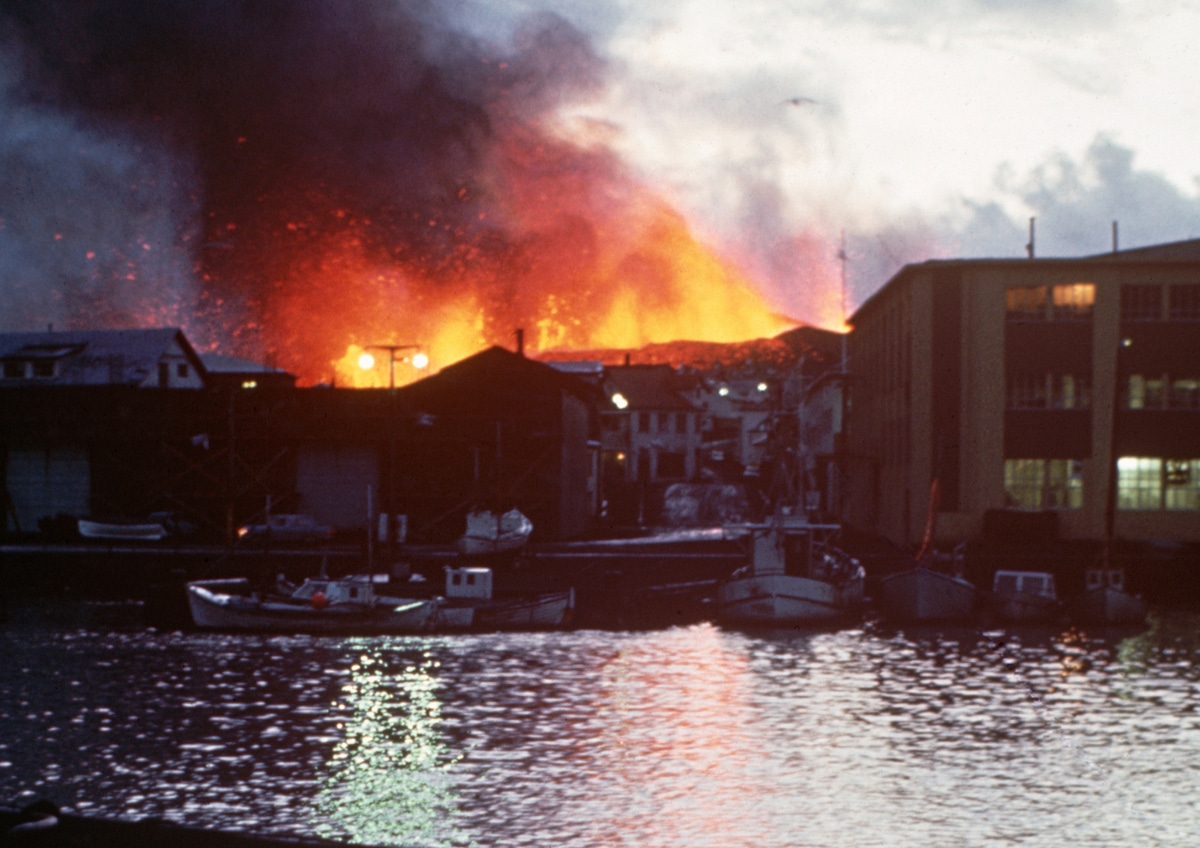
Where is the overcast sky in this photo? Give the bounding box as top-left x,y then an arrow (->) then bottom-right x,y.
455,0 -> 1200,319
4,0 -> 1200,337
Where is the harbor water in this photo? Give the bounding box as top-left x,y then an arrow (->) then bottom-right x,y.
2,603 -> 1199,847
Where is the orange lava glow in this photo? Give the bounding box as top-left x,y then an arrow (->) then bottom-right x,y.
214,114 -> 810,386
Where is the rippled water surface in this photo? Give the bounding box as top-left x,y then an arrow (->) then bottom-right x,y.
3,603 -> 1199,847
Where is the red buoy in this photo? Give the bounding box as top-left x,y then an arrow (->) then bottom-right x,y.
311,591 -> 328,610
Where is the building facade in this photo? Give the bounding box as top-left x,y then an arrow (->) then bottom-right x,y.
845,240 -> 1200,551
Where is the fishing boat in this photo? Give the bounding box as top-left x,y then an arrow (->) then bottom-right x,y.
987,569 -> 1062,623
1069,567 -> 1148,626
456,507 -> 533,555
432,565 -> 574,630
77,517 -> 169,541
876,562 -> 978,623
186,574 -> 436,634
716,516 -> 865,627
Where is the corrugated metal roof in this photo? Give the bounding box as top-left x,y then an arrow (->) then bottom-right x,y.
0,327 -> 201,387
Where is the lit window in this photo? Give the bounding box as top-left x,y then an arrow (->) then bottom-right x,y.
1052,283 -> 1095,320
1006,286 -> 1047,320
1118,457 -> 1163,510
1004,459 -> 1083,509
1165,460 -> 1200,510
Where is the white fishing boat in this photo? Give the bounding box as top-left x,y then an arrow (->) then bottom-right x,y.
431,566 -> 574,630
988,570 -> 1062,623
716,517 -> 865,627
456,508 -> 533,556
77,518 -> 168,541
187,574 -> 436,633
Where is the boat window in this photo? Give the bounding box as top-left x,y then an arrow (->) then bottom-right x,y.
467,574 -> 476,585
349,587 -> 359,599
994,574 -> 1018,594
1022,575 -> 1047,595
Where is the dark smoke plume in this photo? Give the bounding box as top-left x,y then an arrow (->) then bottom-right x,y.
0,0 -> 609,373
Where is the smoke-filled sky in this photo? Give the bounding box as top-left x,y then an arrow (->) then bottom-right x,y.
3,0 -> 1200,380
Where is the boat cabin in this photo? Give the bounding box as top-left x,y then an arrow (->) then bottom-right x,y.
445,566 -> 494,600
290,575 -> 383,605
991,570 -> 1057,600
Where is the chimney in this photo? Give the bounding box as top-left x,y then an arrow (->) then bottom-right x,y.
1025,217 -> 1035,259
514,328 -> 524,357
1112,220 -> 1119,253
624,352 -> 631,366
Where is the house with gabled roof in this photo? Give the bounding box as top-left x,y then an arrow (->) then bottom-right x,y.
0,327 -> 206,389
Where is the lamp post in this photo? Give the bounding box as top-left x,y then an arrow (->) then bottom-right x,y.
358,344 -> 428,563
360,344 -> 427,392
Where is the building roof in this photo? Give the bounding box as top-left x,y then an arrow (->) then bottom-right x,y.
0,327 -> 204,387
849,237 -> 1200,325
603,364 -> 698,412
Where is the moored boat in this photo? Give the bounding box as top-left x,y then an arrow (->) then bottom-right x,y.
78,517 -> 169,541
987,569 -> 1062,623
1069,568 -> 1148,626
431,565 -> 573,630
456,508 -> 533,556
187,574 -> 436,634
877,564 -> 978,623
716,517 -> 864,627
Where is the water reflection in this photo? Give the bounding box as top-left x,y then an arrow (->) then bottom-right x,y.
3,605 -> 1200,846
315,639 -> 461,846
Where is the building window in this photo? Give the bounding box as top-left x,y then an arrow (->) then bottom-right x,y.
1005,286 -> 1047,320
1004,459 -> 1083,509
1118,457 -> 1162,509
1169,284 -> 1200,321
637,413 -> 649,433
1127,374 -> 1199,409
158,362 -> 170,387
1006,373 -> 1090,409
1165,460 -> 1200,510
177,363 -> 189,378
674,414 -> 686,434
1120,285 -> 1163,322
1118,457 -> 1200,510
1172,379 -> 1200,410
1051,283 -> 1095,320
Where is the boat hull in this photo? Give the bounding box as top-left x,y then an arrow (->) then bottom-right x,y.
716,573 -> 862,626
877,567 -> 977,622
78,519 -> 167,541
991,593 -> 1061,623
187,583 -> 436,634
1069,586 -> 1148,626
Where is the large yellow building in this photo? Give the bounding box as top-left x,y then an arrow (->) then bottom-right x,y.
845,239 -> 1200,556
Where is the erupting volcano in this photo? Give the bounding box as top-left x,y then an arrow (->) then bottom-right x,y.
2,0 -> 831,386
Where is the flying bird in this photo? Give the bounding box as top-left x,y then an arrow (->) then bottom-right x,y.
781,96 -> 819,107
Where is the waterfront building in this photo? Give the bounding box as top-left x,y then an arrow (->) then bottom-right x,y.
844,239 -> 1200,594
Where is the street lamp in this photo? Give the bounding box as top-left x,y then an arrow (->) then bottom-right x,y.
358,343 -> 427,563
360,344 -> 427,391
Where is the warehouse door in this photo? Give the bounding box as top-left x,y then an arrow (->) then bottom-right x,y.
295,446 -> 379,530
5,447 -> 90,534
